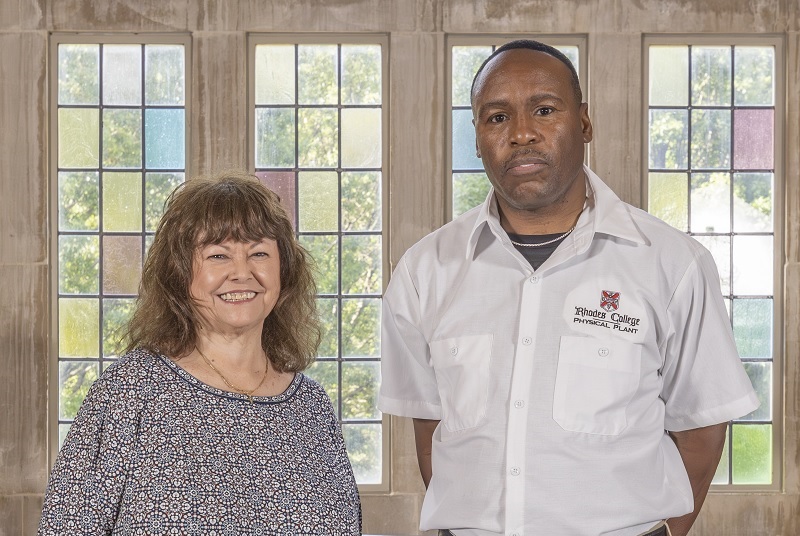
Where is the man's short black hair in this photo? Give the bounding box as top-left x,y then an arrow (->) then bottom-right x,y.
470,39 -> 583,107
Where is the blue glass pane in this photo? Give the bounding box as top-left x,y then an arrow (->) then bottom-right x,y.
453,109 -> 482,171
145,109 -> 185,169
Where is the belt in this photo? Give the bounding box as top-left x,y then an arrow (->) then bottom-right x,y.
438,525 -> 668,536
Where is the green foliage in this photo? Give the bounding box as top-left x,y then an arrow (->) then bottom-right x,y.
59,361 -> 98,419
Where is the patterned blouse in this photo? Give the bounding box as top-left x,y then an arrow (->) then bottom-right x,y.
39,349 -> 362,535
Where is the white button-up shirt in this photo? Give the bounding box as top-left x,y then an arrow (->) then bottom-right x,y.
378,166 -> 758,536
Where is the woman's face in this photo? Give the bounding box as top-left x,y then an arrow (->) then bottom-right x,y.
190,238 -> 281,339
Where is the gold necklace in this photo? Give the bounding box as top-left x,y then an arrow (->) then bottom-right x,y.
196,347 -> 268,403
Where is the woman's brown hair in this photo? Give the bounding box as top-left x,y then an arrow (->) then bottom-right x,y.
123,170 -> 320,372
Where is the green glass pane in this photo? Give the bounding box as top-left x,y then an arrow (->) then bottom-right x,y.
59,235 -> 99,294
343,423 -> 382,484
341,298 -> 380,358
255,45 -> 295,105
59,360 -> 99,420
145,45 -> 185,105
732,424 -> 772,484
102,44 -> 141,105
59,298 -> 100,358
145,109 -> 185,169
733,173 -> 773,232
305,360 -> 339,416
342,45 -> 381,105
145,173 -> 184,231
649,46 -> 688,106
691,46 -> 731,106
452,46 -> 492,106
103,235 -> 142,295
647,173 -> 688,231
103,298 -> 135,357
342,362 -> 380,420
341,108 -> 381,168
733,235 -> 773,296
58,44 -> 99,105
298,171 -> 337,232
255,108 -> 295,168
299,234 -> 338,294
103,172 -> 142,232
691,109 -> 730,169
341,235 -> 382,295
317,298 -> 339,359
298,44 -> 338,105
58,108 -> 99,168
733,298 -> 772,359
59,172 -> 99,231
298,108 -> 338,168
342,172 -> 381,231
712,430 -> 730,484
694,235 -> 731,296
454,172 -> 490,217
690,173 -> 730,233
734,47 -> 774,106
649,109 -> 688,169
739,362 -> 772,421
102,109 -> 142,169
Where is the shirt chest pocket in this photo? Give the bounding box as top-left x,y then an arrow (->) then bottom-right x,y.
429,334 -> 493,436
553,336 -> 642,435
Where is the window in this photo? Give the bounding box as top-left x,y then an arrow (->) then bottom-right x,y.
645,37 -> 784,488
248,35 -> 388,488
50,35 -> 189,450
447,36 -> 586,219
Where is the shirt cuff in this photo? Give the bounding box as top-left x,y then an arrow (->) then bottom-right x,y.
665,391 -> 761,432
377,395 -> 442,420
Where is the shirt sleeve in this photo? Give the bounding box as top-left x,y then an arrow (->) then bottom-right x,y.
660,247 -> 760,432
377,256 -> 442,419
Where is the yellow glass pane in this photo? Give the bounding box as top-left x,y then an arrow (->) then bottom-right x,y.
298,171 -> 337,232
59,298 -> 99,358
648,172 -> 688,231
255,45 -> 295,105
103,236 -> 142,295
103,172 -> 142,232
341,108 -> 381,168
649,46 -> 688,106
58,108 -> 99,168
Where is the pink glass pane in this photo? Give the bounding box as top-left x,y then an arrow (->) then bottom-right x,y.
734,109 -> 773,170
256,171 -> 296,228
102,235 -> 142,295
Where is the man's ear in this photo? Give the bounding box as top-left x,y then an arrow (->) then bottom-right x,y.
580,102 -> 593,143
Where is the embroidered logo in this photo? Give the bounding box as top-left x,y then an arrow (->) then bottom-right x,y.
600,290 -> 620,311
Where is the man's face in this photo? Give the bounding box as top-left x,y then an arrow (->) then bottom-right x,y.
472,49 -> 592,217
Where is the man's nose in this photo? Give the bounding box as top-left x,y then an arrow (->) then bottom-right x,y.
510,115 -> 538,145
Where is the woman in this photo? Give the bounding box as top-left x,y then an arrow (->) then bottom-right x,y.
39,171 -> 362,535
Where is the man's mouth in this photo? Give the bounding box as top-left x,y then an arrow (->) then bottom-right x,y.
219,291 -> 256,302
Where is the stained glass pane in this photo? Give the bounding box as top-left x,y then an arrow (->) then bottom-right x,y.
733,173 -> 772,232
305,360 -> 339,415
103,45 -> 141,105
342,298 -> 380,358
256,171 -> 296,226
103,109 -> 142,168
145,45 -> 185,105
734,47 -> 774,106
255,108 -> 295,168
58,298 -> 99,358
341,108 -> 381,168
59,172 -> 99,231
453,172 -> 490,217
298,45 -> 337,105
255,45 -> 295,105
732,236 -> 772,295
343,423 -> 382,484
58,108 -> 99,168
342,362 -> 380,420
342,45 -> 381,105
733,298 -> 772,359
102,235 -> 142,295
145,109 -> 185,169
298,108 -> 338,168
733,109 -> 773,170
649,109 -> 688,169
740,362 -> 772,421
691,109 -> 730,169
452,46 -> 492,106
317,298 -> 339,359
691,46 -> 731,106
298,171 -> 337,232
103,298 -> 135,357
58,44 -> 99,105
342,172 -> 381,231
453,109 -> 482,170
732,424 -> 772,484
342,235 -> 381,295
695,235 -> 731,296
300,234 -> 338,294
649,46 -> 688,106
103,172 -> 142,232
648,173 -> 688,231
59,360 -> 99,419
690,173 -> 730,233
145,173 -> 184,231
59,236 -> 99,294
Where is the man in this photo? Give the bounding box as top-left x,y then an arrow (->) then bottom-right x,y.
378,40 -> 758,536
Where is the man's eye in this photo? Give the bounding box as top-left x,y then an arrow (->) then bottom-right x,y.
537,107 -> 554,116
489,114 -> 507,123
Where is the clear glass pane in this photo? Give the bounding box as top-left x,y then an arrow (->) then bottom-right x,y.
256,171 -> 296,226
649,109 -> 688,169
298,45 -> 338,105
145,45 -> 185,105
59,235 -> 99,294
341,108 -> 381,168
691,46 -> 731,106
712,431 -> 730,485
305,360 -> 339,416
556,46 -> 579,79
695,235 -> 731,296
103,298 -> 135,357
343,423 -> 382,484
58,44 -> 99,105
690,173 -> 730,233
739,362 -> 772,421
255,108 -> 295,168
59,298 -> 100,357
103,236 -> 142,295
452,46 -> 492,106
341,298 -> 380,358
103,109 -> 142,169
453,109 -> 482,170
649,46 -> 688,106
145,172 -> 184,232
145,109 -> 185,169
59,172 -> 99,231
647,173 -> 688,231
341,235 -> 381,295
732,235 -> 773,295
58,108 -> 99,168
453,172 -> 490,217
691,109 -> 730,169
733,109 -> 773,170
342,45 -> 381,105
298,171 -> 337,232
58,423 -> 72,449
298,108 -> 338,168
102,44 -> 141,105
255,45 -> 295,105
733,298 -> 772,359
342,362 -> 380,420
103,172 -> 142,232
342,172 -> 381,231
317,298 -> 339,359
733,173 -> 773,232
299,234 -> 338,294
734,47 -> 774,106
732,423 -> 772,484
59,360 -> 99,420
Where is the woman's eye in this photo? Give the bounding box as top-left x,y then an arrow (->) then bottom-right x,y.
251,252 -> 269,258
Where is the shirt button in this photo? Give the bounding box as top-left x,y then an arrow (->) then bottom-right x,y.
529,275 -> 539,284
510,533 -> 521,536
521,336 -> 532,345
514,400 -> 525,409
510,466 -> 521,476
450,346 -> 458,356
598,347 -> 610,357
